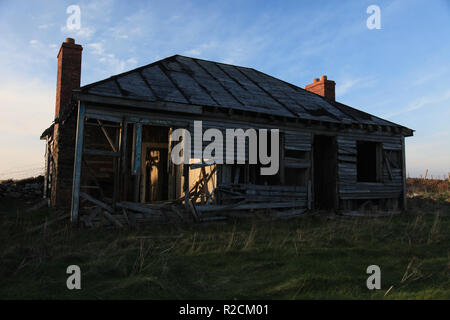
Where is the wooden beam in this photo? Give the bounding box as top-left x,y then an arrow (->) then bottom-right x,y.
70,101 -> 86,225
120,118 -> 129,201
195,201 -> 303,212
132,123 -> 142,202
27,213 -> 70,233
97,119 -> 117,152
132,123 -> 142,175
190,161 -> 216,170
79,192 -> 113,212
280,132 -> 285,185
76,92 -> 203,115
112,123 -> 121,208
84,149 -> 120,157
43,137 -> 50,199
233,166 -> 240,184
307,180 -> 312,210
184,163 -> 189,208
401,137 -> 407,211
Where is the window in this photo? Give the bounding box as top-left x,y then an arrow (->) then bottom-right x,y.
231,130 -> 281,185
356,141 -> 382,182
284,149 -> 310,186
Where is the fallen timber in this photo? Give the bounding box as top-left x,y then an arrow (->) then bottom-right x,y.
76,183 -> 314,227
76,181 -> 399,228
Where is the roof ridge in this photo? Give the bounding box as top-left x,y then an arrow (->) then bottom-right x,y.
176,54 -> 254,70
78,55 -> 413,132
80,54 -> 180,91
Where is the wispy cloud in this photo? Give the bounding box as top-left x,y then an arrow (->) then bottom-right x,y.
384,89 -> 450,118
87,41 -> 138,74
60,25 -> 96,39
335,76 -> 376,97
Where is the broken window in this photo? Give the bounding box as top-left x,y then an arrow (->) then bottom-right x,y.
284,149 -> 310,186
356,141 -> 382,182
225,129 -> 281,185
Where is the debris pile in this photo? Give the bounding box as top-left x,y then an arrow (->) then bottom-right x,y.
0,176 -> 44,199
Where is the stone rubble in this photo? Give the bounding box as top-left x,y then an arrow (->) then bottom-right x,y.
0,176 -> 44,200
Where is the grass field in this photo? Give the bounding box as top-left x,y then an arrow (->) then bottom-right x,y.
0,178 -> 449,299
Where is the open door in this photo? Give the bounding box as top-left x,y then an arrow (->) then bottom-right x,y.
139,125 -> 170,202
313,135 -> 337,210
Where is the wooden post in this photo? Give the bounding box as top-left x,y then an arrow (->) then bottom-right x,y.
132,123 -> 142,202
120,119 -> 128,200
70,101 -> 86,224
43,137 -> 50,199
307,180 -> 312,210
112,123 -> 121,208
401,136 -> 407,211
310,136 -> 315,211
167,127 -> 175,200
279,132 -> 285,185
184,163 -> 189,208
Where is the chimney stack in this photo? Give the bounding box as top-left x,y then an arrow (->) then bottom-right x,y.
55,38 -> 82,120
305,75 -> 335,101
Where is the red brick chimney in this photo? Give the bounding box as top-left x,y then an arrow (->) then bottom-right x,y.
305,75 -> 335,101
49,38 -> 82,208
55,38 -> 82,120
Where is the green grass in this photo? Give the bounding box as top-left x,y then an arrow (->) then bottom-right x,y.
0,195 -> 449,299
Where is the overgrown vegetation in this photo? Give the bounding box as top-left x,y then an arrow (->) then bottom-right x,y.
0,177 -> 449,299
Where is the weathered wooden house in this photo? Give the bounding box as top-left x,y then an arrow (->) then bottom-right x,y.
41,38 -> 413,226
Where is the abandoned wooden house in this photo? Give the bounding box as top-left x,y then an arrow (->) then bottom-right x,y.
41,38 -> 414,226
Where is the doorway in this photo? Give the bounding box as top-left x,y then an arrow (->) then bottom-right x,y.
142,147 -> 168,202
313,135 -> 337,210
140,125 -> 170,202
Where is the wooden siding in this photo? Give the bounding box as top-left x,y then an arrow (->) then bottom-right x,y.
337,133 -> 404,200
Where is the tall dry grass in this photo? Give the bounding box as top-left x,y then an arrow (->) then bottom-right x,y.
407,171 -> 449,196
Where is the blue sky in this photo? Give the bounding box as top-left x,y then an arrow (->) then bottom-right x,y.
0,0 -> 449,179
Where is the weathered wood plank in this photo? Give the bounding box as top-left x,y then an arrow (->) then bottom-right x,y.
79,192 -> 113,212
84,149 -> 120,157
70,102 -> 86,224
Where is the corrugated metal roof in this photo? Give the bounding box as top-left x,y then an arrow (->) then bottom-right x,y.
80,55 -> 408,129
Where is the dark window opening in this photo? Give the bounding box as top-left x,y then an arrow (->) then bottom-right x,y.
284,148 -> 310,187
285,149 -> 308,159
246,130 -> 281,185
357,141 -> 382,182
285,168 -> 308,186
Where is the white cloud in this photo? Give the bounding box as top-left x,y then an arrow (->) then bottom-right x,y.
87,42 -> 138,74
184,42 -> 218,57
335,76 -> 376,97
336,78 -> 362,96
184,48 -> 201,56
29,39 -> 41,47
60,25 -> 96,40
88,42 -> 105,55
385,89 -> 450,118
